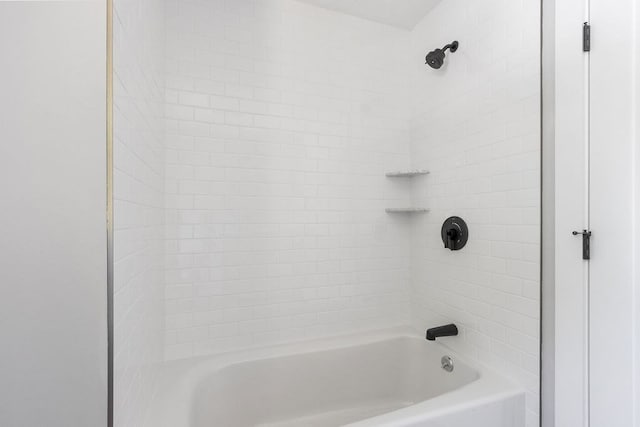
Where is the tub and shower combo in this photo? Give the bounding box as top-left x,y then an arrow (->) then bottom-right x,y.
110,0 -> 541,425
149,329 -> 523,427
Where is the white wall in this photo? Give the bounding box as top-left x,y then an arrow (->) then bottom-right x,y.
0,2 -> 107,426
407,1 -> 541,426
158,5 -> 542,421
162,0 -> 414,360
112,0 -> 166,425
540,0 -> 555,424
633,2 -> 640,424
636,3 -> 640,423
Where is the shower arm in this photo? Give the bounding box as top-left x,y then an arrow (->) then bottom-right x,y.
442,41 -> 459,54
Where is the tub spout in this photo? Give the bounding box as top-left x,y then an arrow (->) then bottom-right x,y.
426,324 -> 458,341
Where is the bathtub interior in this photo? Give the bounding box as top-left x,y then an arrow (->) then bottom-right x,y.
191,337 -> 479,427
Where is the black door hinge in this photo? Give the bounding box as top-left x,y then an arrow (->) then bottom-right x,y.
572,230 -> 592,260
583,22 -> 591,52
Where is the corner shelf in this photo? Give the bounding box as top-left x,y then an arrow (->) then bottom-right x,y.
385,169 -> 429,215
385,208 -> 430,214
385,169 -> 430,178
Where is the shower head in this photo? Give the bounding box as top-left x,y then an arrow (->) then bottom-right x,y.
425,41 -> 459,69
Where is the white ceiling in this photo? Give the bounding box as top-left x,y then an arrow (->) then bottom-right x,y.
295,0 -> 442,30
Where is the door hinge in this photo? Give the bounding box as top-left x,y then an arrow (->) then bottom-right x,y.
572,230 -> 592,260
583,22 -> 591,52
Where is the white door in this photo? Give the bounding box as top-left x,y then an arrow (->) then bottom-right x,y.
588,0 -> 638,425
553,0 -> 590,424
553,0 -> 639,425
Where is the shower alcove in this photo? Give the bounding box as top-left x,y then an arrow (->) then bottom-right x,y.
112,0 -> 541,425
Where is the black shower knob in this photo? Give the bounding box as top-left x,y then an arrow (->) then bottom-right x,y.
441,216 -> 468,251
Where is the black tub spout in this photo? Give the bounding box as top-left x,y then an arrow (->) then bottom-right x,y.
426,324 -> 458,341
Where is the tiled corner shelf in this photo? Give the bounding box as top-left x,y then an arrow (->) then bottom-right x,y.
385,208 -> 430,214
385,169 -> 430,178
385,169 -> 429,214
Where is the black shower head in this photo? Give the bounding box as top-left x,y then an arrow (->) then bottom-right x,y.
425,49 -> 446,69
425,41 -> 459,69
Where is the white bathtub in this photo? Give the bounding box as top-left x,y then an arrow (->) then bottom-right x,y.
147,330 -> 524,427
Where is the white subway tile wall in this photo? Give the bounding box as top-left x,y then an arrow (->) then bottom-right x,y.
408,0 -> 540,425
113,0 -> 540,425
113,0 -> 165,425
162,0 -> 414,360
